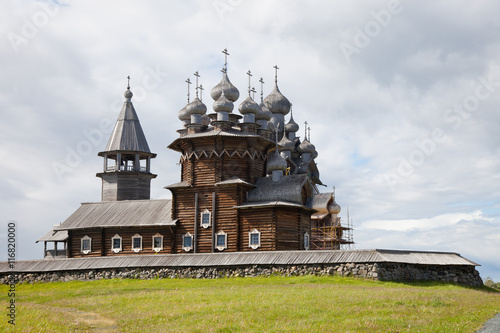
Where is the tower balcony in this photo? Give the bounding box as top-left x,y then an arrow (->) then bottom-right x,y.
105,165 -> 148,172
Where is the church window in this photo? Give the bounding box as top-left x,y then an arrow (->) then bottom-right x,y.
249,229 -> 261,249
153,233 -> 163,252
81,235 -> 91,254
200,209 -> 211,228
183,232 -> 193,252
304,231 -> 310,250
132,234 -> 142,253
111,234 -> 122,253
216,230 -> 227,251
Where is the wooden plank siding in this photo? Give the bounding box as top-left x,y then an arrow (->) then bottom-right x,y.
239,208 -> 276,251
101,173 -> 154,201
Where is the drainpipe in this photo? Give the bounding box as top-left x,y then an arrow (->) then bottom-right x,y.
212,192 -> 216,252
194,192 -> 198,253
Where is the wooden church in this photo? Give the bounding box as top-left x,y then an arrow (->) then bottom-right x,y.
38,51 -> 353,259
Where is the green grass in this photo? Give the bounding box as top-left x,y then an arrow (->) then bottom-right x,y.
1,276 -> 499,332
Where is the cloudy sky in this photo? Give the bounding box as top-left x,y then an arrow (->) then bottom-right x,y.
1,0 -> 499,280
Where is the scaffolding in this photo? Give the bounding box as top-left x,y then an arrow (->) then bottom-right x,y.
311,215 -> 354,250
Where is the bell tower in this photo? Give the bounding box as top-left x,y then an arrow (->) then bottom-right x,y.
96,78 -> 157,201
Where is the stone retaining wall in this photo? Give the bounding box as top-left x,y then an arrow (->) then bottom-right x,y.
1,263 -> 483,287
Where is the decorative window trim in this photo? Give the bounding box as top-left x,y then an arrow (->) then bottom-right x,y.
216,230 -> 227,251
304,231 -> 310,251
200,209 -> 211,228
81,235 -> 91,254
111,234 -> 122,253
132,234 -> 142,253
152,233 -> 163,252
182,232 -> 193,252
249,229 -> 261,250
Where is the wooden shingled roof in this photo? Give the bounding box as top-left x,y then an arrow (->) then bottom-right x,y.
247,174 -> 310,205
99,98 -> 153,155
54,199 -> 175,230
36,229 -> 68,242
0,249 -> 478,273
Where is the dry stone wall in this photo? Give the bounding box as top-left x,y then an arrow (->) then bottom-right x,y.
1,262 -> 483,287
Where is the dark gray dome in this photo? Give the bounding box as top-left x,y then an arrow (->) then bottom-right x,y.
267,150 -> 287,173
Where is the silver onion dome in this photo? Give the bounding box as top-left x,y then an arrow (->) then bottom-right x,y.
211,72 -> 240,102
201,114 -> 211,126
328,199 -> 341,215
213,89 -> 234,113
256,101 -> 272,121
186,97 -> 207,115
267,150 -> 287,173
263,84 -> 291,115
178,104 -> 190,122
297,139 -> 316,154
278,132 -> 295,151
285,113 -> 299,133
238,96 -> 261,115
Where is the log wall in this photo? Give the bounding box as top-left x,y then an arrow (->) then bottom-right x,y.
69,227 -> 174,258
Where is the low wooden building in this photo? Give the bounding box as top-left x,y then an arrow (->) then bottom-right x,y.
42,54 -> 353,258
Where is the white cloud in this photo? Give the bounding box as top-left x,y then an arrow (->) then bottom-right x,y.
0,0 -> 499,280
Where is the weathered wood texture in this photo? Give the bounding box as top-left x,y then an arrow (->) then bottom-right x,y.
100,172 -> 154,201
69,227 -> 173,258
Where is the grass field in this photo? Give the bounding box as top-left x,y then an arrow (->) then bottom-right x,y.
1,276 -> 499,332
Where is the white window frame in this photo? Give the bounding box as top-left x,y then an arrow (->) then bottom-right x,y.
304,231 -> 310,250
152,233 -> 163,252
216,230 -> 227,251
111,234 -> 122,253
81,235 -> 91,254
132,234 -> 142,253
182,232 -> 193,252
200,209 -> 211,228
249,229 -> 261,249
